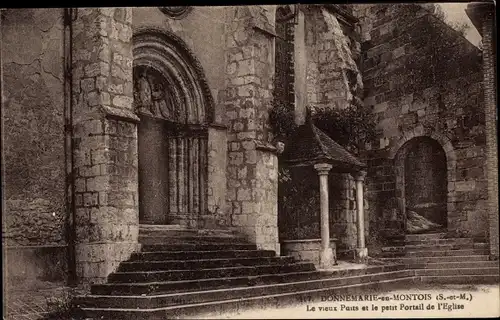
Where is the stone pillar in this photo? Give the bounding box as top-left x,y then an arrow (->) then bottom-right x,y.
314,163 -> 334,269
354,171 -> 368,260
224,6 -> 280,253
205,124 -> 228,227
72,8 -> 139,284
294,9 -> 307,126
482,9 -> 499,260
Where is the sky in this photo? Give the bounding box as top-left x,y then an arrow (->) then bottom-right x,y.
437,2 -> 482,46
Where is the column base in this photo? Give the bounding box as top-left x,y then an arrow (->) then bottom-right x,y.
355,247 -> 368,263
256,242 -> 281,256
319,247 -> 334,269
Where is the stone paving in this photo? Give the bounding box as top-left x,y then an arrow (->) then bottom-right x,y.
3,282 -> 86,320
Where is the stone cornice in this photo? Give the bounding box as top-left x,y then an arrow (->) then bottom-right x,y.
250,8 -> 277,39
255,140 -> 278,153
102,106 -> 140,124
208,123 -> 228,130
252,23 -> 277,38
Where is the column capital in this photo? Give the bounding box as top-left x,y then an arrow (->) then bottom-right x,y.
314,163 -> 333,175
354,170 -> 367,182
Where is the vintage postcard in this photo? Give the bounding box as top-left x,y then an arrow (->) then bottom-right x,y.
1,2 -> 498,319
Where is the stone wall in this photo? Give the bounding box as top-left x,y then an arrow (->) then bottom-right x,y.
205,125 -> 228,227
330,173 -> 358,255
223,6 -> 280,252
354,4 -> 487,238
2,8 -> 68,286
71,8 -> 139,284
254,149 -> 279,250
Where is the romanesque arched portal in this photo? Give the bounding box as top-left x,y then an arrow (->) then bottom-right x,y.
393,136 -> 451,232
133,30 -> 214,227
404,137 -> 448,228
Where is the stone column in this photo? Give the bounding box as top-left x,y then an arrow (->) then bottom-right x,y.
314,163 -> 333,269
354,171 -> 368,260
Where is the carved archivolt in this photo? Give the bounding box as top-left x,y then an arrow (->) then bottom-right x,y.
132,28 -> 215,124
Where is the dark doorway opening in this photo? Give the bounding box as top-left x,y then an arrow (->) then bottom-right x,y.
404,137 -> 448,231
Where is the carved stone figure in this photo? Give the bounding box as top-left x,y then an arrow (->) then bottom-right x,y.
136,72 -> 152,112
151,82 -> 164,101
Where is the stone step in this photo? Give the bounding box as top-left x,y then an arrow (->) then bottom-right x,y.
78,273 -> 417,319
118,256 -> 296,272
414,267 -> 499,277
138,235 -> 248,245
408,261 -> 499,269
139,225 -> 240,238
139,224 -> 186,231
140,243 -> 257,252
382,248 -> 489,258
405,233 -> 446,241
130,249 -> 276,261
108,262 -> 316,283
380,255 -> 491,264
318,264 -> 406,277
381,242 -> 488,252
90,270 -> 323,295
420,274 -> 499,284
406,248 -> 489,257
91,264 -> 406,296
76,267 -> 410,310
392,238 -> 474,246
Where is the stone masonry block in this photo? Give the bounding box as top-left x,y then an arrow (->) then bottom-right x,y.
237,188 -> 252,201
83,192 -> 99,207
241,201 -> 256,214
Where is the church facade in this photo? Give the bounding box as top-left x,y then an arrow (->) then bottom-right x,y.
1,4 -> 497,293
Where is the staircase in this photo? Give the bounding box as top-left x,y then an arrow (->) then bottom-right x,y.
380,232 -> 499,284
73,225 -> 414,319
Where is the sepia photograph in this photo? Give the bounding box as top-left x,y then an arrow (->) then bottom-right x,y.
1,2 -> 498,319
